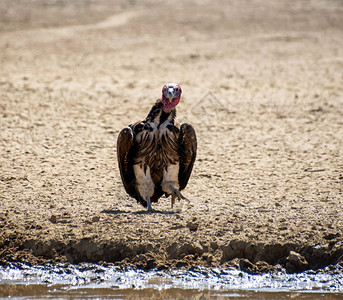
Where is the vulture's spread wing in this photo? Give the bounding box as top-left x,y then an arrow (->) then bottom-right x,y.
178,123 -> 197,190
117,127 -> 137,198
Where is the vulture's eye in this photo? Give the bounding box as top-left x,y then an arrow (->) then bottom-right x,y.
175,87 -> 179,91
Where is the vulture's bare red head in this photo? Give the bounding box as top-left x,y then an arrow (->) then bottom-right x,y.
161,83 -> 182,113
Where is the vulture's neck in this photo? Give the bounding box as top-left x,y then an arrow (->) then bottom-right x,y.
147,100 -> 176,125
160,109 -> 175,124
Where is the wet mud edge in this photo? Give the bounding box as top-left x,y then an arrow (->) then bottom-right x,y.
1,233 -> 343,274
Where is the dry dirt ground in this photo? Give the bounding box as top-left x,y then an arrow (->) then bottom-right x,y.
1,0 -> 343,273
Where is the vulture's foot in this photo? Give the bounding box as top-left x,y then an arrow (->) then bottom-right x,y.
170,186 -> 182,209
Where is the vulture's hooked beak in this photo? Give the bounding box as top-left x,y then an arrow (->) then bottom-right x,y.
168,88 -> 174,102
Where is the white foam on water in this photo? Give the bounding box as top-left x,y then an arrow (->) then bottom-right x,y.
0,263 -> 343,297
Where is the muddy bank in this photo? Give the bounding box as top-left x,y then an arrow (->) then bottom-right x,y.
1,0 -> 343,275
1,224 -> 343,274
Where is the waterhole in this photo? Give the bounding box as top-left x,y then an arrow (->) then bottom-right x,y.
0,263 -> 342,299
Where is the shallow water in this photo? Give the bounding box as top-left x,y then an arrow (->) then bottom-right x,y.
0,263 -> 343,299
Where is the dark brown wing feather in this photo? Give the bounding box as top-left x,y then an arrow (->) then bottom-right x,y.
178,123 -> 197,190
117,127 -> 137,199
117,123 -> 164,207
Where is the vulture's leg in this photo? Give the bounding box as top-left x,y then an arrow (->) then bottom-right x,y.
171,191 -> 177,209
170,185 -> 182,208
146,196 -> 152,213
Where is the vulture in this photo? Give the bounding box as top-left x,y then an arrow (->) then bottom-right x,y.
117,83 -> 197,212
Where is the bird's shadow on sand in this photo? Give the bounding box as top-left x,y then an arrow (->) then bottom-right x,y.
101,209 -> 178,215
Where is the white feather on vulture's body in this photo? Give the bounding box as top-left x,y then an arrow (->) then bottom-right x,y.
117,83 -> 197,212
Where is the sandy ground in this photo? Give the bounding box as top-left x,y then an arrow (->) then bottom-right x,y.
1,0 -> 343,273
